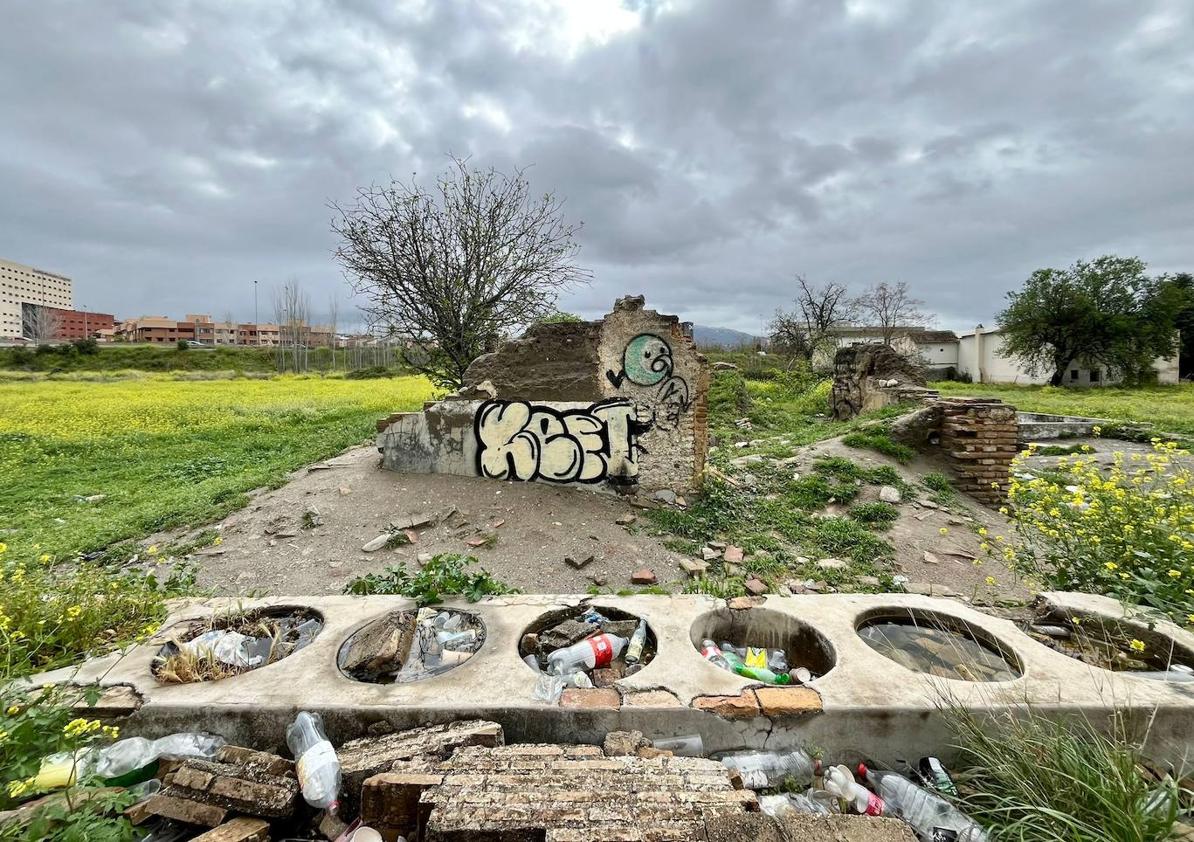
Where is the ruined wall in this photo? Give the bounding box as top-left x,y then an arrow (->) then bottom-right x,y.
378,296 -> 709,494
829,344 -> 936,421
939,398 -> 1018,504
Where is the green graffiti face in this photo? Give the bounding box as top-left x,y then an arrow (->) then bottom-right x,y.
622,334 -> 671,386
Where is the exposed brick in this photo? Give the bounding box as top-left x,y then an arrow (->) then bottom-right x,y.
362,772 -> 444,838
189,818 -> 271,842
559,688 -> 621,709
143,794 -> 227,828
691,690 -> 760,719
753,686 -> 823,718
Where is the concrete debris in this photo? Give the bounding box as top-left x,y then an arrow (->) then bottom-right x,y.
745,577 -> 769,596
923,551 -> 941,565
141,794 -> 228,828
878,485 -> 902,504
564,554 -> 595,569
680,557 -> 709,577
701,546 -> 721,561
189,817 -> 271,842
602,729 -> 650,756
338,610 -> 415,679
615,513 -> 638,526
653,489 -> 678,505
817,558 -> 848,570
723,545 -> 744,563
361,533 -> 391,552
391,512 -> 436,531
537,619 -> 597,653
302,505 -> 323,528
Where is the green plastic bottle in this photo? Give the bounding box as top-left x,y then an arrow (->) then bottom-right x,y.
721,651 -> 791,684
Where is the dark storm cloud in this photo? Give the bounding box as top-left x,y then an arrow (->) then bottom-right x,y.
1,0 -> 1191,332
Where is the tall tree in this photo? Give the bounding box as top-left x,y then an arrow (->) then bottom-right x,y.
21,304 -> 61,344
768,275 -> 857,361
332,157 -> 590,388
853,281 -> 929,344
998,256 -> 1182,386
1168,273 -> 1194,379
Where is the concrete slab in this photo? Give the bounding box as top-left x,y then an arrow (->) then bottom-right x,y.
24,592 -> 1194,767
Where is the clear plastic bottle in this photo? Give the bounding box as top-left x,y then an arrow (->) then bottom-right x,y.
182,630 -> 268,668
287,712 -> 341,812
652,734 -> 704,756
625,620 -> 648,664
824,764 -> 884,816
719,749 -> 818,790
546,634 -> 627,673
767,649 -> 789,673
93,733 -> 225,783
700,639 -> 731,670
860,764 -> 987,841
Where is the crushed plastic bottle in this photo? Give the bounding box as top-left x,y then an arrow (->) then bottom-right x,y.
92,732 -> 225,783
523,654 -> 542,672
758,790 -> 837,817
625,620 -> 648,664
652,734 -> 704,757
860,764 -> 987,841
824,764 -> 884,816
719,749 -> 818,790
546,634 -> 627,673
700,639 -> 731,670
287,712 -> 341,812
181,629 -> 270,668
767,649 -> 789,673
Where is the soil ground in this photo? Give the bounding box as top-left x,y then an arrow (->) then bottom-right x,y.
169,437 -> 1031,603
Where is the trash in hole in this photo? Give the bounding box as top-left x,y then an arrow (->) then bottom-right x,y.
520,606 -> 656,703
152,608 -> 322,683
338,608 -> 485,684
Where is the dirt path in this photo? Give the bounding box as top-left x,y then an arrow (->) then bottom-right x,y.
183,446 -> 689,596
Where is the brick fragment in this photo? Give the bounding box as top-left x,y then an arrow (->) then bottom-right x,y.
754,686 -> 823,718
691,690 -> 760,719
559,688 -> 621,709
189,818 -> 270,842
142,794 -> 227,828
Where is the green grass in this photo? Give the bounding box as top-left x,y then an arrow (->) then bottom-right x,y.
0,374 -> 436,562
0,343 -> 282,372
841,429 -> 916,463
934,381 -> 1194,437
847,501 -> 899,529
948,705 -> 1185,842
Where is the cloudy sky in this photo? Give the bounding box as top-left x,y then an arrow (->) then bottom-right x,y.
2,0 -> 1192,334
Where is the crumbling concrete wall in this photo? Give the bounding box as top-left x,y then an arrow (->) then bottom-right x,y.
378,296 -> 709,494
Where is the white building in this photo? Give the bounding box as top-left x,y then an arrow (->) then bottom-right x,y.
819,326 -> 959,374
956,325 -> 1179,386
0,257 -> 74,341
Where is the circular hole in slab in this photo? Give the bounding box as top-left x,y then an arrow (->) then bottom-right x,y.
152,606 -> 323,684
689,608 -> 836,683
338,607 -> 486,684
855,607 -> 1021,682
1020,612 -> 1194,682
518,605 -> 657,681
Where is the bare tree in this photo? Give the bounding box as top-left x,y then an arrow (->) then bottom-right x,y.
273,280 -> 311,373
221,310 -> 238,346
853,281 -> 930,345
326,295 -> 340,371
331,156 -> 591,387
768,276 -> 858,362
22,304 -> 62,344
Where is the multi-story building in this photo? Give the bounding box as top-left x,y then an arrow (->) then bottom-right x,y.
55,309 -> 115,341
0,257 -> 74,341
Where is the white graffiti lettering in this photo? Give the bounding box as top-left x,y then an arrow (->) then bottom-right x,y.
474,399 -> 648,485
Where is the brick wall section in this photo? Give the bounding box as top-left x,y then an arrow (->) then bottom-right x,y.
939,398 -> 1019,504
419,744 -> 757,842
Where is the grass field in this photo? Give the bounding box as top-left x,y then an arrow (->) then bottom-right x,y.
934,381 -> 1194,436
0,374 -> 436,563
0,343 -> 281,372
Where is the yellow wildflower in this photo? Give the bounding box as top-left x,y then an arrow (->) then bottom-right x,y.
1129,639 -> 1146,653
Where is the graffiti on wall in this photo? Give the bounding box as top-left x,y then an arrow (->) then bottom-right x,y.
474,398 -> 649,485
605,333 -> 690,429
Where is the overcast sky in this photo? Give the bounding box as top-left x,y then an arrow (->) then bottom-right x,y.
2,1 -> 1192,334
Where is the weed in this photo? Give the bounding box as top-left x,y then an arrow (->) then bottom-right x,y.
384,532 -> 412,549
847,501 -> 899,529
841,429 -> 916,463
807,516 -> 894,563
682,576 -> 747,599
785,475 -> 858,510
343,553 -> 516,605
947,704 -> 1183,842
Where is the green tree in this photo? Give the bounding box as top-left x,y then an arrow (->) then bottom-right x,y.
1168,272 -> 1194,378
998,256 -> 1182,386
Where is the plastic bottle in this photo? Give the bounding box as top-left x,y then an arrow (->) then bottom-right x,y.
652,734 -> 705,757
824,764 -> 884,816
859,764 -> 987,841
287,712 -> 341,812
93,733 -> 225,784
436,629 -> 478,650
181,630 -> 267,668
700,639 -> 731,671
546,634 -> 627,673
719,749 -> 818,790
915,756 -> 958,797
625,620 -> 648,664
523,654 -> 542,672
758,790 -> 836,817
767,649 -> 789,673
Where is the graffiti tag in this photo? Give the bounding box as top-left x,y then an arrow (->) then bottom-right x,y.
605,333 -> 690,429
474,398 -> 648,485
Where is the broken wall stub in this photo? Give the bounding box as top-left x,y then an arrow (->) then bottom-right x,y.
830,343 -> 938,421
378,296 -> 709,494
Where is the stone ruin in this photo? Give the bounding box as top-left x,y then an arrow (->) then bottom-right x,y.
831,344 -> 1018,504
377,296 -> 710,495
829,343 -> 937,421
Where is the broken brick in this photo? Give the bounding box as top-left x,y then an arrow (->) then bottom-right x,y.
189,817 -> 271,842
692,690 -> 760,719
754,686 -> 823,718
143,794 -> 228,828
559,688 -> 621,709
361,771 -> 444,838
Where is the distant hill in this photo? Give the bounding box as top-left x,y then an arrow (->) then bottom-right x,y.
692,325 -> 761,349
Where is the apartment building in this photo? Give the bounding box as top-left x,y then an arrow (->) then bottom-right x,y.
55,309 -> 115,341
0,257 -> 74,340
118,315 -> 296,346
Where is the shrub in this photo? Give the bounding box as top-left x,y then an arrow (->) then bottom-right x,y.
1006,441 -> 1194,624
343,553 -> 516,604
841,429 -> 916,463
176,339 -> 189,351
948,705 -> 1182,842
